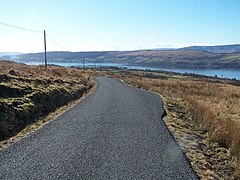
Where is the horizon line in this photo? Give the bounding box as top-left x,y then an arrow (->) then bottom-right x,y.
1,43 -> 240,54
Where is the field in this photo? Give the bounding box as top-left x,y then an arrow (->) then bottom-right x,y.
112,71 -> 240,179
0,61 -> 94,142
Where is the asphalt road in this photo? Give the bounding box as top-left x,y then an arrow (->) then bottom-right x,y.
0,77 -> 198,179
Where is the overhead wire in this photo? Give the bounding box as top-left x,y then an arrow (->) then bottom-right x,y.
0,21 -> 43,33
46,35 -> 66,51
0,21 -> 67,51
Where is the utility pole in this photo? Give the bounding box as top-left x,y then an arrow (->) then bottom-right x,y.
44,30 -> 47,69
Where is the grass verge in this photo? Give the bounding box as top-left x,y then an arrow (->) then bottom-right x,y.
0,61 -> 95,143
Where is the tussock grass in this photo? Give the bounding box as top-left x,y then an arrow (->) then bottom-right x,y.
116,72 -> 240,177
0,61 -> 94,141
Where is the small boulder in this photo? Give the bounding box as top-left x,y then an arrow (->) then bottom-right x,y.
8,69 -> 18,76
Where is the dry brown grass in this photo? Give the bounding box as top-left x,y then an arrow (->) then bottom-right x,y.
0,60 -> 92,80
115,72 -> 240,177
0,61 -> 94,141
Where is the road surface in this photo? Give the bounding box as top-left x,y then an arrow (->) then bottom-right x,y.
0,77 -> 198,179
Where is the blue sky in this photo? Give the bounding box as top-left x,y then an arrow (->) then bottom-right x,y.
0,0 -> 240,52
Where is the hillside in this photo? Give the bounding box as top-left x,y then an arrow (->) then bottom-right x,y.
114,50 -> 240,68
1,49 -> 240,69
182,44 -> 240,53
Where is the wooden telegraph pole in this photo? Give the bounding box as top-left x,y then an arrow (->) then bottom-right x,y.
44,30 -> 47,69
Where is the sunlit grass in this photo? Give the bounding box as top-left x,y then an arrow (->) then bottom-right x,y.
0,61 -> 93,140
115,71 -> 240,176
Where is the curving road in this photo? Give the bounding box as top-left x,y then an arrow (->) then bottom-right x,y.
0,77 -> 198,179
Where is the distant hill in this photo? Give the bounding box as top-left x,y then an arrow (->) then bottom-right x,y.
1,48 -> 240,69
110,50 -> 240,69
182,44 -> 240,53
0,51 -> 116,63
0,52 -> 22,57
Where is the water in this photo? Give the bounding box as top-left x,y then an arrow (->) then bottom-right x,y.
127,65 -> 240,80
24,61 -> 240,80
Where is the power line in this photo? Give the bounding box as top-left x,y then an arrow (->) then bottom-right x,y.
0,21 -> 43,33
47,35 -> 66,51
0,21 -> 67,51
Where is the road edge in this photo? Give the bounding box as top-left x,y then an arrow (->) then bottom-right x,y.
117,77 -> 200,179
0,81 -> 97,150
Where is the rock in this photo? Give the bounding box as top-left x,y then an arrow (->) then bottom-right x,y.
8,69 -> 18,76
